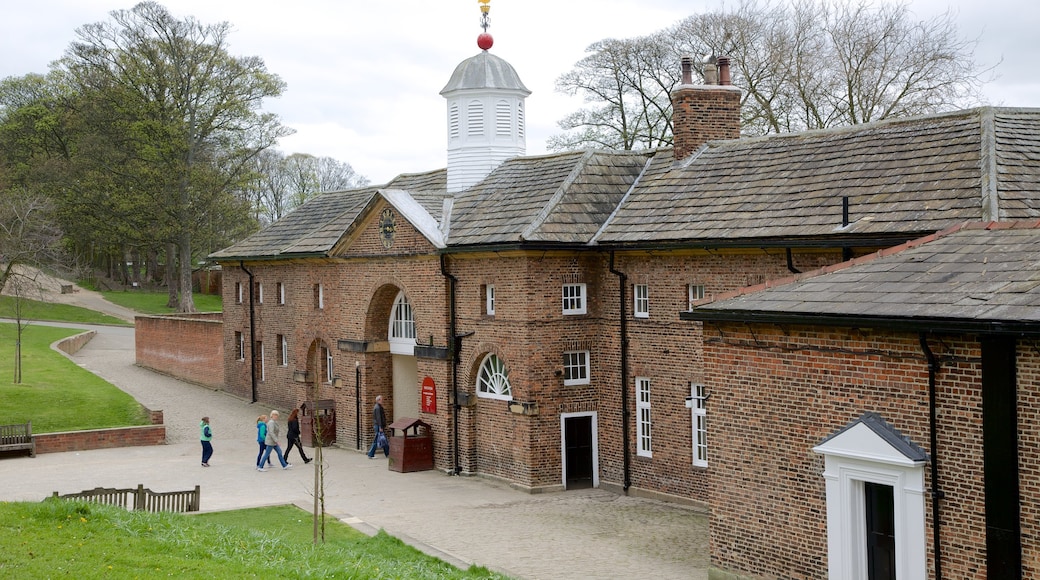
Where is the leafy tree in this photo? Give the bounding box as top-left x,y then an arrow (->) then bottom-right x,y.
60,1 -> 290,311
550,0 -> 989,150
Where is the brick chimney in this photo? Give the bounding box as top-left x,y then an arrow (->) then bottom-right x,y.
671,55 -> 742,160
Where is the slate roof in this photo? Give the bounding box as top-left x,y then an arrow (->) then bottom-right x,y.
447,150 -> 652,246
596,107 -> 1040,245
684,220 -> 1040,330
209,170 -> 446,260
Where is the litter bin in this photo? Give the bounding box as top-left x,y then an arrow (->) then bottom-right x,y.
300,400 -> 336,446
387,417 -> 433,473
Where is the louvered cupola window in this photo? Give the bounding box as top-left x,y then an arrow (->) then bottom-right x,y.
449,103 -> 460,139
467,100 -> 484,136
496,100 -> 511,136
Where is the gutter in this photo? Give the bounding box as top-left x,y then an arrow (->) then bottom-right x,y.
609,251 -> 632,491
239,261 -> 258,403
681,310 -> 1040,337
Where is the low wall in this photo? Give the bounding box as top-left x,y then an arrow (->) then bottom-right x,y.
34,424 -> 167,454
54,330 -> 96,355
135,313 -> 224,389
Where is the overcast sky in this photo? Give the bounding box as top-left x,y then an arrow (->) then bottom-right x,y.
0,0 -> 1035,184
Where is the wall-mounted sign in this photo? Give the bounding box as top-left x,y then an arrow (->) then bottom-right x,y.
421,376 -> 437,414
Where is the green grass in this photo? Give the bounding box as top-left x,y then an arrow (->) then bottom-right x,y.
0,296 -> 129,326
101,290 -> 222,314
0,501 -> 509,579
0,323 -> 149,432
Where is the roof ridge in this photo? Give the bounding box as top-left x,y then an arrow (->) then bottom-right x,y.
520,151 -> 596,241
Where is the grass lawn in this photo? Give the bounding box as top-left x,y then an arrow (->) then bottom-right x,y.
101,290 -> 222,314
0,501 -> 509,579
0,323 -> 149,432
0,296 -> 129,326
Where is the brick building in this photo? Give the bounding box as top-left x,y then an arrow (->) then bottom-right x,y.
210,36 -> 1040,533
685,221 -> 1040,579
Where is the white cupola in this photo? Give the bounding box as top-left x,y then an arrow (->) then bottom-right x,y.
440,18 -> 530,194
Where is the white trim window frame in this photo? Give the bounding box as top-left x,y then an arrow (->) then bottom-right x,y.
316,283 -> 324,309
389,291 -> 417,355
235,282 -> 243,304
562,351 -> 590,386
278,282 -> 285,305
687,284 -> 705,310
257,283 -> 263,304
633,284 -> 649,318
636,377 -> 652,457
324,345 -> 334,383
278,334 -> 287,366
562,283 -> 587,315
476,353 -> 512,400
235,331 -> 244,361
691,383 -> 708,467
486,284 -> 496,316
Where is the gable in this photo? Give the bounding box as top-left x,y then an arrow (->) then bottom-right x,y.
813,412 -> 928,467
333,198 -> 441,257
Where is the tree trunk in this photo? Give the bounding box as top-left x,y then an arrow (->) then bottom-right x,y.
165,242 -> 178,309
176,232 -> 196,313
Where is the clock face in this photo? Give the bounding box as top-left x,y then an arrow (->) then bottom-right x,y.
379,208 -> 396,249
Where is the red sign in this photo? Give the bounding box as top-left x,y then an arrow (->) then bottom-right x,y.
421,376 -> 437,414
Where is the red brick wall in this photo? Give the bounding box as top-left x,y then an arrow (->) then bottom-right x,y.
35,424 -> 166,453
701,322 -> 1033,579
135,313 -> 224,389
672,85 -> 742,160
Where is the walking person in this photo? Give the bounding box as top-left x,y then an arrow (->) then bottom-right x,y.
285,408 -> 312,464
200,416 -> 213,467
366,395 -> 390,458
255,415 -> 272,468
258,410 -> 292,471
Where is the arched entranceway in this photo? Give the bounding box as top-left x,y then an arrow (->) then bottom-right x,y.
388,290 -> 419,421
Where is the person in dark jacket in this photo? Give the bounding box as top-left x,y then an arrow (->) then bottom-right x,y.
366,395 -> 389,458
284,408 -> 311,464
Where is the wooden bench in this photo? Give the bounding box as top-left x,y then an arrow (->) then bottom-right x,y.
0,421 -> 35,457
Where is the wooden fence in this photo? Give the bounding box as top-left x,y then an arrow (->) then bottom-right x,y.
51,484 -> 200,513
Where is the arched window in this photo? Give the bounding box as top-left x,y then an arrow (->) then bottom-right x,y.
476,353 -> 511,400
389,291 -> 416,355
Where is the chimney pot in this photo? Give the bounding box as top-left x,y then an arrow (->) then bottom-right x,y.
717,56 -> 731,86
681,55 -> 694,85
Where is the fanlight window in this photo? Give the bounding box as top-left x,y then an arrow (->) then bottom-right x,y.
477,353 -> 511,400
389,291 -> 416,354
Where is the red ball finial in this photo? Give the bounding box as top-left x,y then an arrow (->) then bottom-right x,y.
477,33 -> 493,51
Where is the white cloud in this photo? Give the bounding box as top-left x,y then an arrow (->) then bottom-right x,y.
1,0 -> 1036,183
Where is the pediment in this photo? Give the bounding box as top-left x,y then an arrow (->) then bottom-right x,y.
813,412 -> 928,467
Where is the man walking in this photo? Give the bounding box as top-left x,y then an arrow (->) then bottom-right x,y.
366,395 -> 389,458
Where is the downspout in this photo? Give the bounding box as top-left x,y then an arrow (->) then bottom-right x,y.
785,248 -> 801,274
441,254 -> 462,475
919,334 -> 944,580
240,261 -> 258,403
609,251 -> 631,491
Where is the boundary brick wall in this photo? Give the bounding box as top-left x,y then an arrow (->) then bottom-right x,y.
136,313 -> 224,389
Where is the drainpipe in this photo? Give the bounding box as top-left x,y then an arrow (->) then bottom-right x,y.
785,248 -> 801,274
919,334 -> 944,580
609,251 -> 632,491
440,254 -> 462,475
240,261 -> 258,403
355,361 -> 361,450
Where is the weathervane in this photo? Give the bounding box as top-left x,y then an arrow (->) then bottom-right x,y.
477,0 -> 493,50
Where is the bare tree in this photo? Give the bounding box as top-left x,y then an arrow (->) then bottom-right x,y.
550,0 -> 990,149
0,190 -> 67,383
241,151 -> 369,226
